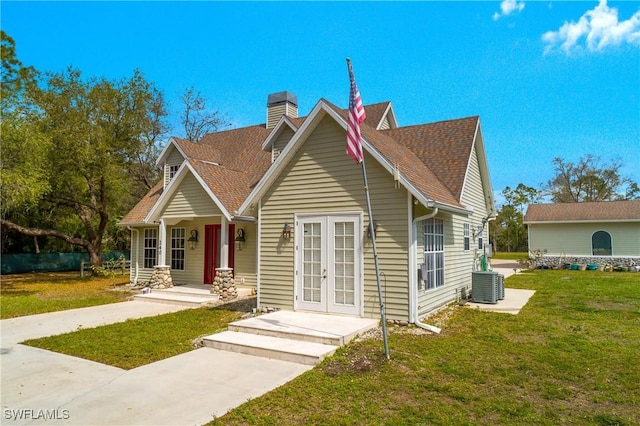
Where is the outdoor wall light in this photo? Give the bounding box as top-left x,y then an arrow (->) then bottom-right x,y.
282,223 -> 291,241
235,228 -> 246,251
188,229 -> 198,250
367,222 -> 379,239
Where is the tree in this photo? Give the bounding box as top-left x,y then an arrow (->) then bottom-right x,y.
1,55 -> 167,266
491,184 -> 542,252
180,86 -> 229,142
547,155 -> 635,202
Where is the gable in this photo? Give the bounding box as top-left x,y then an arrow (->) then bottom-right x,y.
160,172 -> 223,219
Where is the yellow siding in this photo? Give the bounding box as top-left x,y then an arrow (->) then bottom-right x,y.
232,222 -> 258,288
417,140 -> 489,315
528,222 -> 640,257
378,115 -> 390,130
161,173 -> 222,218
259,115 -> 409,320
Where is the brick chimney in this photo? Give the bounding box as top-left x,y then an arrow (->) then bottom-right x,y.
266,91 -> 298,129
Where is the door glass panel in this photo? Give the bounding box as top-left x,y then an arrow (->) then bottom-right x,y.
334,221 -> 355,307
302,222 -> 322,303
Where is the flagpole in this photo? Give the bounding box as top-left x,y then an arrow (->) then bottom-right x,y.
360,156 -> 390,360
346,58 -> 390,360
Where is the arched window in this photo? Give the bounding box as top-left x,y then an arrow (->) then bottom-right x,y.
592,231 -> 612,256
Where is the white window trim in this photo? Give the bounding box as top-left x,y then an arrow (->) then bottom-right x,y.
463,223 -> 470,252
171,227 -> 186,270
422,218 -> 445,291
143,228 -> 157,269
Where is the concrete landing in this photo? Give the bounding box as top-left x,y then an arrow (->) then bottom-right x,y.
203,311 -> 379,365
466,288 -> 536,315
204,331 -> 339,365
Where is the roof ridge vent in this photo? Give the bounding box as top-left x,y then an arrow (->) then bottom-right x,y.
266,91 -> 298,129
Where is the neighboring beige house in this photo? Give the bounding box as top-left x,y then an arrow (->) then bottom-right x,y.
120,91 -> 496,323
524,200 -> 640,265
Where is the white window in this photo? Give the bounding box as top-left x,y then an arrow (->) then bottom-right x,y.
171,228 -> 185,270
478,229 -> 483,250
463,223 -> 470,251
169,164 -> 180,179
423,218 -> 444,291
143,228 -> 157,269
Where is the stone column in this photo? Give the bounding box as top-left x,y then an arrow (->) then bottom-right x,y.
210,268 -> 237,300
149,265 -> 173,289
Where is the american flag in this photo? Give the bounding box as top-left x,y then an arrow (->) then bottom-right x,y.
347,60 -> 366,164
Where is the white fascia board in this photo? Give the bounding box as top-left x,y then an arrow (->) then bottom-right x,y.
525,219 -> 640,225
458,119 -> 496,218
145,161 -> 233,223
261,116 -> 300,151
155,137 -> 188,167
377,102 -> 398,129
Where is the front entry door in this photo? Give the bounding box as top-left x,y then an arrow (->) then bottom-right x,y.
296,215 -> 361,315
204,224 -> 235,284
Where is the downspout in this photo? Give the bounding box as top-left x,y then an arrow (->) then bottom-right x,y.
412,206 -> 442,334
127,226 -> 139,286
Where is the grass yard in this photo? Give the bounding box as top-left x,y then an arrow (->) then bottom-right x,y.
491,251 -> 528,260
0,272 -> 131,319
23,298 -> 252,370
213,271 -> 640,426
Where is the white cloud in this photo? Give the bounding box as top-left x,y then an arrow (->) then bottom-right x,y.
542,0 -> 640,54
493,0 -> 526,21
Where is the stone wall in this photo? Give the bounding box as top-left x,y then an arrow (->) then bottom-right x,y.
211,268 -> 238,300
531,256 -> 640,270
149,265 -> 173,289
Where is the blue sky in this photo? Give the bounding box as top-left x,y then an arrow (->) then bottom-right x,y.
3,1 -> 639,204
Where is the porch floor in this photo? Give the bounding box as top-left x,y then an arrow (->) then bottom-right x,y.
133,284 -> 254,307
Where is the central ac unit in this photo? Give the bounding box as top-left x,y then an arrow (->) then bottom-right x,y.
472,271 -> 498,304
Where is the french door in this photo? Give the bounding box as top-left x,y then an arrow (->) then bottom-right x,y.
296,215 -> 361,315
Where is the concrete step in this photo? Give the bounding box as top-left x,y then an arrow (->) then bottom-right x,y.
202,331 -> 338,365
133,291 -> 219,307
228,311 -> 379,346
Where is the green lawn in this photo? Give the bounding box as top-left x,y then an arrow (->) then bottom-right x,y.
491,251 -> 528,260
23,299 -> 252,369
11,270 -> 640,425
213,271 -> 640,426
0,272 -> 131,319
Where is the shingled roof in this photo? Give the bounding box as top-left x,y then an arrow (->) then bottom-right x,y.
121,98 -> 486,225
524,200 -> 640,223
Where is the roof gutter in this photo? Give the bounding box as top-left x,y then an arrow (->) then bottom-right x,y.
410,204 -> 442,334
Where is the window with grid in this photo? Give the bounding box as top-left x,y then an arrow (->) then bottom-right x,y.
169,164 -> 180,179
423,218 -> 444,290
171,228 -> 185,270
463,223 -> 470,251
143,228 -> 157,269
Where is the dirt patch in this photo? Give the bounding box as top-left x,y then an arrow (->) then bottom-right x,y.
323,343 -> 387,376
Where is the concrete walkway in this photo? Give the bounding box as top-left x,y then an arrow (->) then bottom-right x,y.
1,301 -> 311,425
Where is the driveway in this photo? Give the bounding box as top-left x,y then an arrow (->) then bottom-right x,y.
1,301 -> 311,425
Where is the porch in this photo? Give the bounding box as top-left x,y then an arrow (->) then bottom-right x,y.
133,284 -> 254,307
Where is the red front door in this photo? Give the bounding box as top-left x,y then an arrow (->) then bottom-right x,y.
203,224 -> 235,284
